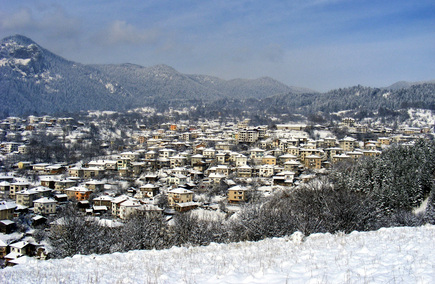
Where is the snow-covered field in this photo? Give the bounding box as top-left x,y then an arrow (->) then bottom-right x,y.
1,225 -> 435,283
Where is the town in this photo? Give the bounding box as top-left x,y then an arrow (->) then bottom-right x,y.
0,107 -> 434,266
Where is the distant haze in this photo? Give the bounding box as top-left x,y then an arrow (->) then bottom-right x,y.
1,1 -> 434,92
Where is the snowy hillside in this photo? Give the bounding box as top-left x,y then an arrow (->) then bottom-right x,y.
1,225 -> 434,283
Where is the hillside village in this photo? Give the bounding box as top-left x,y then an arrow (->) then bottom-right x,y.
0,107 -> 434,267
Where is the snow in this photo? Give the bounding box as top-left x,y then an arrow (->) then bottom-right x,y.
105,83 -> 115,93
1,225 -> 434,283
14,58 -> 31,65
0,58 -> 8,67
405,108 -> 435,128
383,92 -> 391,99
0,58 -> 30,67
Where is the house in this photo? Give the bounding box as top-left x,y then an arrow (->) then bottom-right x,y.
9,181 -> 30,199
168,188 -> 194,208
279,153 -> 297,164
111,196 -> 128,217
93,195 -> 113,207
304,155 -> 322,169
377,137 -> 391,147
276,124 -> 306,131
208,173 -> 226,184
283,160 -> 301,172
332,153 -> 352,164
83,167 -> 105,179
0,220 -> 16,234
64,186 -> 92,201
347,151 -> 364,160
339,137 -> 357,152
32,163 -> 50,174
33,197 -> 57,215
139,184 -> 160,198
167,174 -> 187,187
237,165 -> 252,178
216,152 -> 229,165
362,150 -> 382,157
136,204 -> 164,216
40,177 -> 56,189
237,129 -> 259,143
92,205 -> 109,216
68,166 -> 84,178
191,154 -> 204,167
85,180 -> 105,191
119,199 -> 141,219
207,165 -> 230,176
249,148 -> 265,161
0,201 -> 17,220
16,189 -> 40,208
54,179 -> 77,192
299,148 -> 324,162
262,155 -> 277,166
120,151 -> 140,162
258,165 -> 274,177
228,185 -> 248,203
272,171 -> 295,186
286,146 -> 300,157
8,241 -> 30,257
131,162 -> 146,176
159,148 -> 176,159
173,201 -> 200,212
0,181 -> 10,199
31,215 -> 48,227
0,239 -> 8,258
54,193 -> 68,203
169,155 -> 187,168
45,164 -> 66,175
234,154 -> 248,167
202,148 -> 216,159
17,161 -> 32,169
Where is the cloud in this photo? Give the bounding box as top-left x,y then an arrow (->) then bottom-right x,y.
94,20 -> 159,45
0,6 -> 81,39
262,44 -> 285,62
0,8 -> 36,31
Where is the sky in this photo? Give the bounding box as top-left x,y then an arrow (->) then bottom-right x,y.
0,0 -> 434,92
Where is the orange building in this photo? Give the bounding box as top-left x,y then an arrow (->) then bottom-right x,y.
65,186 -> 92,201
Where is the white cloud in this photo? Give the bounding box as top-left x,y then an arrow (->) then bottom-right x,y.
95,20 -> 159,45
0,6 -> 81,39
0,8 -> 36,31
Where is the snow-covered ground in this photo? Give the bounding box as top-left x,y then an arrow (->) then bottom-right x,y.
1,225 -> 435,283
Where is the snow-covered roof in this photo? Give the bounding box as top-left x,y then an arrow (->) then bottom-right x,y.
33,197 -> 57,204
168,188 -> 193,194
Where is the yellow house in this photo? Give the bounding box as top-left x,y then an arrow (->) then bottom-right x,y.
228,185 -> 248,203
168,188 -> 194,207
304,155 -> 322,169
339,137 -> 357,152
262,155 -> 277,165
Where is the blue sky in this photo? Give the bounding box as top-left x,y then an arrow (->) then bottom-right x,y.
1,0 -> 434,91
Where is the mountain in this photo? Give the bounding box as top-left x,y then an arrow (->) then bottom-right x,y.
0,35 -> 131,117
91,63 -> 313,103
260,83 -> 435,116
386,80 -> 435,90
0,35 -> 310,117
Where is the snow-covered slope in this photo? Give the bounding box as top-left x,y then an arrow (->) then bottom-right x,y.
1,225 -> 434,283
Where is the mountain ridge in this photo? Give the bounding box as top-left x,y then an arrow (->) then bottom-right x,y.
1,34 -> 434,118
0,34 -> 313,117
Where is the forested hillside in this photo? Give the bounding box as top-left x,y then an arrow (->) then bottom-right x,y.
1,35 -> 434,118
